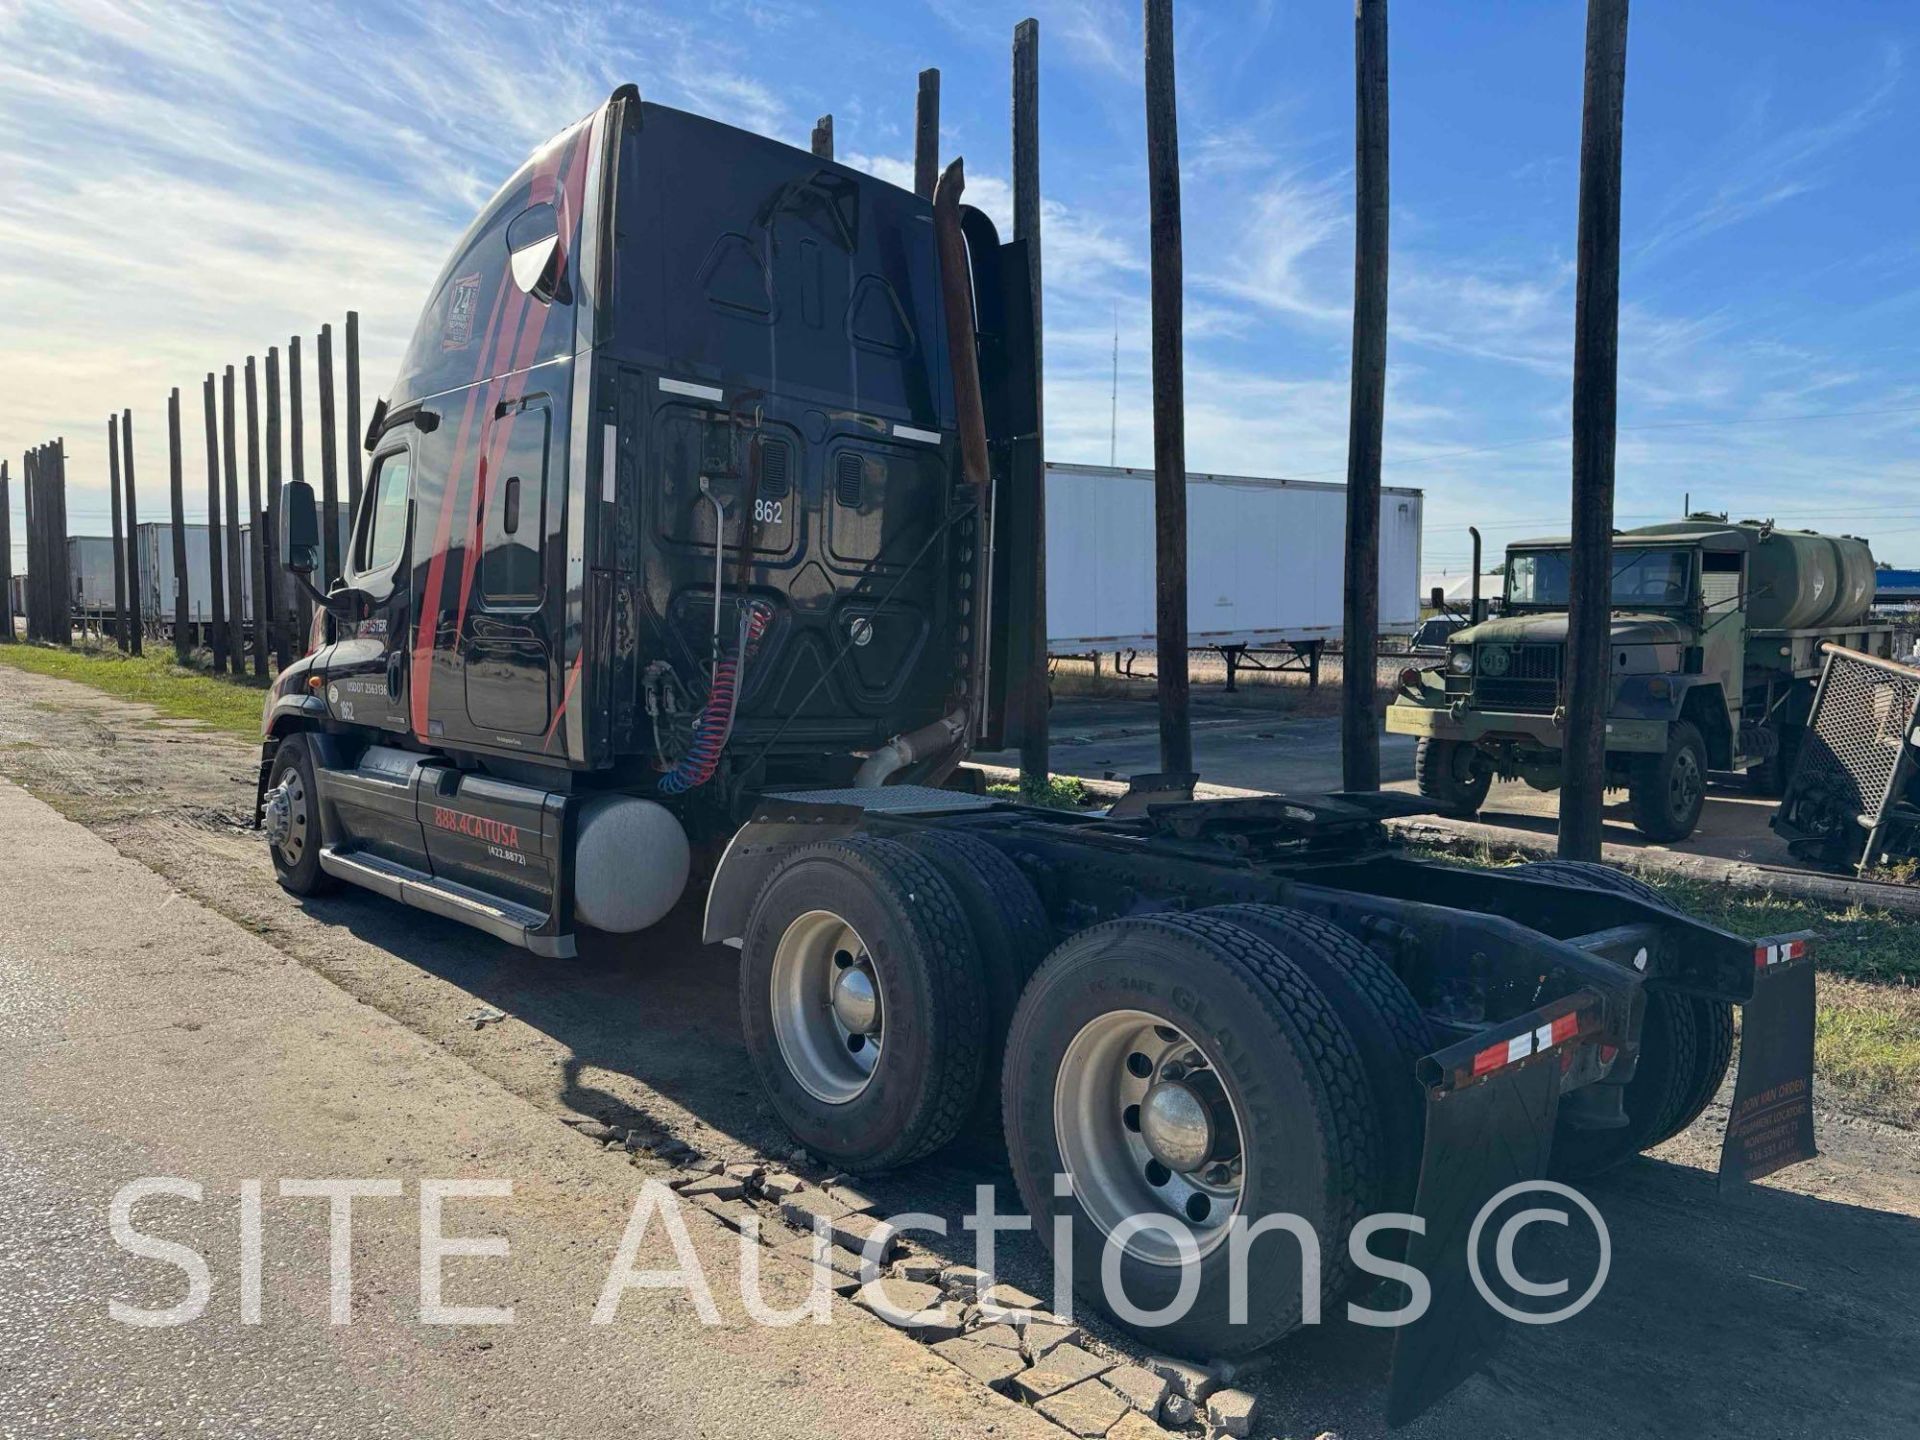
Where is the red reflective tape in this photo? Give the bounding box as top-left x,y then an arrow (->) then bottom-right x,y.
1551,1011 -> 1580,1045
1472,1043 -> 1505,1077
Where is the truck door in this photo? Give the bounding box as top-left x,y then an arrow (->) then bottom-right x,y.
325,446 -> 414,732
461,396 -> 555,739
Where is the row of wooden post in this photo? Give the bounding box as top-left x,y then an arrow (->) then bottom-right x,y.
12,314 -> 361,676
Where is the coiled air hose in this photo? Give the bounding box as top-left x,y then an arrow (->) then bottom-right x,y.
658,602 -> 771,796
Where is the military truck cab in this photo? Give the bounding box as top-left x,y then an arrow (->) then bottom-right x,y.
1388,517 -> 1892,840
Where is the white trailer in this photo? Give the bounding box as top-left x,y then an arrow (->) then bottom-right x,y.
1044,462 -> 1424,686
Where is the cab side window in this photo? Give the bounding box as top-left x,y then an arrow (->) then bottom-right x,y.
358,452 -> 412,574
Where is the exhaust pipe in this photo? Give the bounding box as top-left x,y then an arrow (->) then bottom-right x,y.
932,158 -> 990,492
854,708 -> 970,788
1470,525 -> 1484,624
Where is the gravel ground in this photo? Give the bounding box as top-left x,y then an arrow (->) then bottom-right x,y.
1,663 -> 1917,1439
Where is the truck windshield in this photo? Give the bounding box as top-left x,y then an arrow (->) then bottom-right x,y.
1506,547 -> 1694,608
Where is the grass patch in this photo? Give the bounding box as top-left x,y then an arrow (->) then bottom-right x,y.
0,642 -> 270,737
1640,875 -> 1920,987
988,773 -> 1096,809
1816,978 -> 1920,1127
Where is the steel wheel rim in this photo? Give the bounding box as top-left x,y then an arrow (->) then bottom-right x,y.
770,909 -> 883,1105
1671,749 -> 1702,818
272,770 -> 311,867
1053,1009 -> 1247,1264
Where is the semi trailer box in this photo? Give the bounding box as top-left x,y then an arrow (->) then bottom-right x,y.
1044,462 -> 1424,653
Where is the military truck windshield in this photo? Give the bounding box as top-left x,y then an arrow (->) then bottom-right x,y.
1506,546 -> 1694,609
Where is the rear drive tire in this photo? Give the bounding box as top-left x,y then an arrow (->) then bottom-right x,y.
1749,722 -> 1805,798
1415,737 -> 1491,817
1515,860 -> 1734,1174
1204,905 -> 1431,1214
897,830 -> 1052,1145
1627,721 -> 1708,842
739,835 -> 987,1173
1003,912 -> 1379,1357
265,733 -> 335,898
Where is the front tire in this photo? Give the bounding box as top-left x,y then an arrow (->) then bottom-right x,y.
1415,737 -> 1491,816
1003,912 -> 1378,1357
1627,721 -> 1707,841
740,836 -> 987,1173
264,733 -> 335,897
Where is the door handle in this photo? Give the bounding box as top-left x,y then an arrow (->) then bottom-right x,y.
387,648 -> 404,702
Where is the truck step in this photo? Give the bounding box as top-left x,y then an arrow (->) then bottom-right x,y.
316,847 -> 575,958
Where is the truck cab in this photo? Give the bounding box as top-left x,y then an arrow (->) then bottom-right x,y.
1386,518 -> 1888,841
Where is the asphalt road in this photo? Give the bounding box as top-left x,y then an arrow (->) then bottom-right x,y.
978,695 -> 1793,867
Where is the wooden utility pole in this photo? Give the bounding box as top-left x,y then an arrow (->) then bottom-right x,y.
245,357 -> 267,676
288,335 -> 312,642
811,114 -> 834,159
203,373 -> 228,671
344,311 -> 363,527
1010,16 -> 1051,792
318,324 -> 341,584
221,365 -> 246,673
1560,0 -> 1629,862
22,449 -> 37,641
1342,0 -> 1390,793
914,69 -> 941,200
121,408 -> 142,655
266,347 -> 291,669
108,416 -> 128,649
0,458 -> 12,641
1144,0 -> 1191,776
46,441 -> 70,644
168,389 -> 190,661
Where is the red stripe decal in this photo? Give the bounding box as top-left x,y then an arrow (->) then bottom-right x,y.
543,652 -> 585,749
449,128 -> 590,650
411,267 -> 517,734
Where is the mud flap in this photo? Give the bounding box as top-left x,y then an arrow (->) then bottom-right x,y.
1385,996 -> 1597,1428
1719,932 -> 1818,1191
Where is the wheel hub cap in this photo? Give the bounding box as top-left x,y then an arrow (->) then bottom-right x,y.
1138,1080 -> 1213,1172
262,782 -> 293,848
831,965 -> 879,1035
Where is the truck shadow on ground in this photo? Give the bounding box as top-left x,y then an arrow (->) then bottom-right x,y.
298,884 -> 1920,1440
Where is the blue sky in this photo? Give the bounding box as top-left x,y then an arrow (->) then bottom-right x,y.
4,0 -> 1918,582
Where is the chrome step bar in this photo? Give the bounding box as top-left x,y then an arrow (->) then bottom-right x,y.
317,847 -> 575,958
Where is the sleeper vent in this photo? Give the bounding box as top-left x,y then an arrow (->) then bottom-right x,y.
758,439 -> 791,498
835,452 -> 864,508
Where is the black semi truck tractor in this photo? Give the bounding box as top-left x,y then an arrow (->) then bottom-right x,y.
258,90 -> 1819,1422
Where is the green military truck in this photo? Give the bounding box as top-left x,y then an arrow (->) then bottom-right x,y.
1387,517 -> 1891,842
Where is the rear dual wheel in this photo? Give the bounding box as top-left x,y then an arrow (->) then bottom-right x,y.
739,834 -> 1016,1173
1514,860 -> 1735,1177
1003,909 -> 1413,1357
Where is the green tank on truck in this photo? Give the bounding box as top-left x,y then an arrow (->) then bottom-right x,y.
1386,516 -> 1892,841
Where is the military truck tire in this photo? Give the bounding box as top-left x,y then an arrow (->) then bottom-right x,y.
1749,722 -> 1805,798
265,733 -> 337,898
897,830 -> 1052,1143
1204,904 -> 1432,1214
1415,737 -> 1491,816
740,836 -> 988,1173
1003,912 -> 1378,1357
1627,720 -> 1707,842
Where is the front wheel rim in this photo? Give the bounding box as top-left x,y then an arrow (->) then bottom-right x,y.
271,770 -> 311,867
1053,1010 -> 1248,1263
770,909 -> 884,1105
1670,749 -> 1702,819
